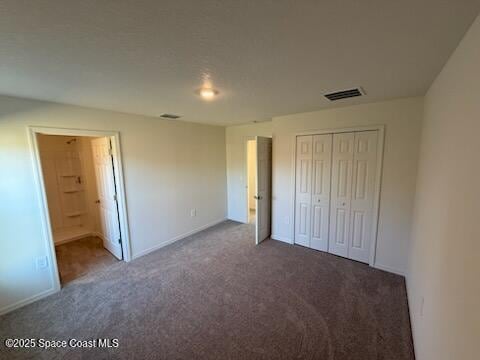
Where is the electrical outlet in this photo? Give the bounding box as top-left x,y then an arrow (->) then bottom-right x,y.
190,208 -> 196,217
36,256 -> 48,270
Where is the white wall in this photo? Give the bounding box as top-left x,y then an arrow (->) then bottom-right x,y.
271,97 -> 423,275
407,15 -> 480,360
226,122 -> 272,222
0,95 -> 227,314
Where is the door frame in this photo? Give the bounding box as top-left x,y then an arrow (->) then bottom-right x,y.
27,126 -> 132,292
291,125 -> 385,267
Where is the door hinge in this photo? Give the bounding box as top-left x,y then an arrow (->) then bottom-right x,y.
118,238 -> 122,244
108,147 -> 113,156
113,194 -> 117,202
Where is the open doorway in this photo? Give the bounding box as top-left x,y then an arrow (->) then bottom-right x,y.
246,139 -> 257,225
30,127 -> 130,289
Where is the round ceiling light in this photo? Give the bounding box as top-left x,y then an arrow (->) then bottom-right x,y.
197,87 -> 219,100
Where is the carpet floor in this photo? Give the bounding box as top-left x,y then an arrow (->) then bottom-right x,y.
0,221 -> 415,359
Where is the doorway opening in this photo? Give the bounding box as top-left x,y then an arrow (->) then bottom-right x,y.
29,127 -> 130,290
246,139 -> 257,225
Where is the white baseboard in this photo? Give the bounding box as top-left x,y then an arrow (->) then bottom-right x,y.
271,234 -> 293,244
373,263 -> 405,276
0,286 -> 59,316
132,218 -> 227,260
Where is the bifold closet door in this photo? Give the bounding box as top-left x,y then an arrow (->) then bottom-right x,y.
328,133 -> 354,258
294,136 -> 313,247
310,134 -> 332,251
348,131 -> 378,263
328,131 -> 378,263
295,131 -> 378,263
294,134 -> 332,250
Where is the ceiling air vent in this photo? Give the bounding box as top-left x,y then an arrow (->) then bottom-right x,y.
324,88 -> 364,101
159,113 -> 181,119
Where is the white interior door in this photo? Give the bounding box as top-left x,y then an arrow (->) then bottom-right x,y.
348,131 -> 378,263
294,136 -> 313,247
91,137 -> 122,259
328,132 -> 354,258
310,134 -> 332,251
255,136 -> 272,244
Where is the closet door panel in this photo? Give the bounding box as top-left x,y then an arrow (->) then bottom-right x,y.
329,132 -> 354,258
294,136 -> 313,247
310,134 -> 332,251
348,131 -> 378,263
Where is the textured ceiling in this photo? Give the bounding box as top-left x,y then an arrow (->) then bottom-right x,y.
0,0 -> 479,125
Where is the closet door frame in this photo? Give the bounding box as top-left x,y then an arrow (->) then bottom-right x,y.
291,125 -> 384,267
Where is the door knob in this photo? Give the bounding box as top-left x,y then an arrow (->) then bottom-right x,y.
254,195 -> 262,200
95,200 -> 101,204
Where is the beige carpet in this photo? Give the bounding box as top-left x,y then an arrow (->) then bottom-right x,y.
0,221 -> 414,359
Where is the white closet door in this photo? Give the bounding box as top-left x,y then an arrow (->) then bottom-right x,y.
294,136 -> 313,247
310,134 -> 332,251
348,131 -> 378,263
328,132 -> 354,258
